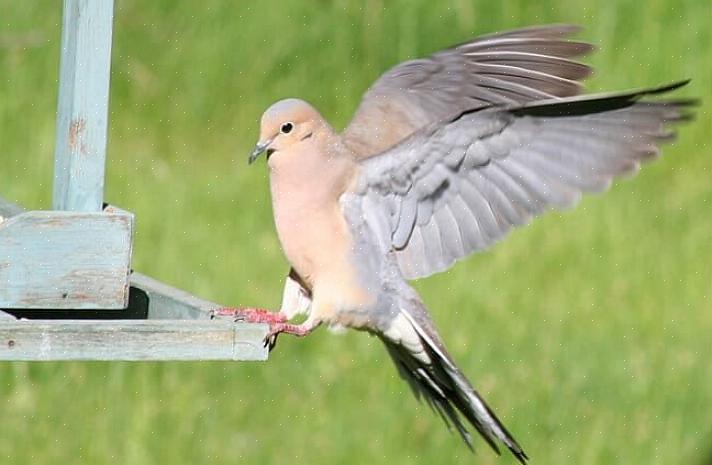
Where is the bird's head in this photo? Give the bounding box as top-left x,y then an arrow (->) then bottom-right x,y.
250,98 -> 327,166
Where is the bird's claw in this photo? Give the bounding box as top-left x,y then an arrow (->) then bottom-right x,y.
211,309 -> 313,351
262,322 -> 313,351
211,308 -> 296,351
264,332 -> 279,351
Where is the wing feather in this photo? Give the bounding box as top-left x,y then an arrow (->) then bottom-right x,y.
349,82 -> 695,279
343,25 -> 593,156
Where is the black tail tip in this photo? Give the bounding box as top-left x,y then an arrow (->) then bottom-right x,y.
512,449 -> 530,464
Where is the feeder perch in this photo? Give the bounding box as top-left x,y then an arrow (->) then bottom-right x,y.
0,0 -> 269,361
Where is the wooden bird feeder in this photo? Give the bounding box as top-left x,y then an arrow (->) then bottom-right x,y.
0,0 -> 268,361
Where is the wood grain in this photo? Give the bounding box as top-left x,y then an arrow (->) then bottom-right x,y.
0,320 -> 268,361
0,207 -> 133,309
52,0 -> 114,212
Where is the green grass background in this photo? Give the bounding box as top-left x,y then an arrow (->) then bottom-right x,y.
1,1 -> 711,464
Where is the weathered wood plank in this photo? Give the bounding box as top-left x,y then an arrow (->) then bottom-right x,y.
0,208 -> 133,309
52,0 -> 114,212
0,320 -> 268,361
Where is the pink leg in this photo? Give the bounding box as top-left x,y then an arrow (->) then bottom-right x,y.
211,307 -> 288,324
264,322 -> 316,350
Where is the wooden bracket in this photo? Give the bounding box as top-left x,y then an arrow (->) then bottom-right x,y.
0,203 -> 133,309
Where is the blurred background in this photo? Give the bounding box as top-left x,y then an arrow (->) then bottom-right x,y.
1,1 -> 711,464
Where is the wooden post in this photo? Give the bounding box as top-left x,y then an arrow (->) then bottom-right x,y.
52,0 -> 114,212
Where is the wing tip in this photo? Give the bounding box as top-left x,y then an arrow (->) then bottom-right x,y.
645,78 -> 691,95
476,23 -> 585,40
510,78 -> 695,117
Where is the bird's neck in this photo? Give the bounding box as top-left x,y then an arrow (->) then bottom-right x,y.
269,133 -> 356,204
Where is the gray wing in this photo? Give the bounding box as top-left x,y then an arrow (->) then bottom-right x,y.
343,24 -> 593,157
351,81 -> 694,280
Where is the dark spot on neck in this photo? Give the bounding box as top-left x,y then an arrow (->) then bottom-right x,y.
300,132 -> 313,141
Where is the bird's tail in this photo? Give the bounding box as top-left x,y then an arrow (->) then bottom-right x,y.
378,299 -> 528,464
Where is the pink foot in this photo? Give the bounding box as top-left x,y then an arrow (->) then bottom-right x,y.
264,322 -> 315,351
211,307 -> 287,324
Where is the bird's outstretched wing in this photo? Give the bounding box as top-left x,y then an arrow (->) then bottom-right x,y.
343,24 -> 593,156
351,81 -> 695,280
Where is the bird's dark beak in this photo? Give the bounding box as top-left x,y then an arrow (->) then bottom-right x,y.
248,138 -> 273,165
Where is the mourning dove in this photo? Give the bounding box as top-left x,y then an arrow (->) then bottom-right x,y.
218,24 -> 694,462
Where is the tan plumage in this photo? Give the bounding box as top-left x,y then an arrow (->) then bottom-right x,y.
239,24 -> 695,462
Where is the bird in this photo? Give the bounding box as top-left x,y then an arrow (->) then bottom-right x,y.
215,24 -> 695,463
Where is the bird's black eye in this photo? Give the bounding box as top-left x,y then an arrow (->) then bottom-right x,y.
280,122 -> 294,134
